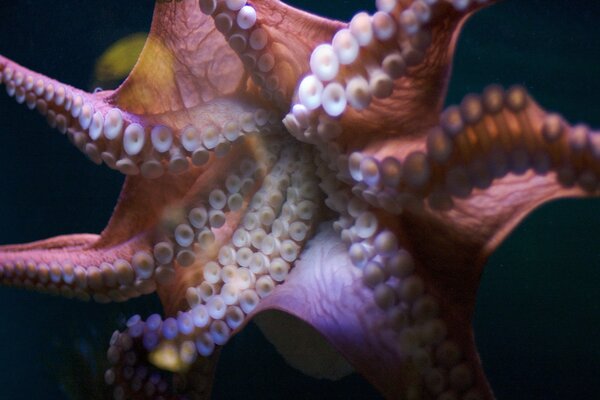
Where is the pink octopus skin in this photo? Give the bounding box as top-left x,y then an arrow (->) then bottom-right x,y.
2,0 -> 599,398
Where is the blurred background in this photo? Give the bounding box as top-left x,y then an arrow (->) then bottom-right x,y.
0,0 -> 598,399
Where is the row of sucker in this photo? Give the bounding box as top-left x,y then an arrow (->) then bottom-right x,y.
198,0 -> 287,106
151,135 -> 283,272
105,329 -> 172,400
104,325 -> 218,400
0,59 -> 280,179
284,0 -> 491,144
340,85 -> 600,213
316,143 -> 484,400
0,245 -> 161,303
104,140 -> 323,398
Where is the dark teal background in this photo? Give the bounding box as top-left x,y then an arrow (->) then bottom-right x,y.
0,0 -> 598,399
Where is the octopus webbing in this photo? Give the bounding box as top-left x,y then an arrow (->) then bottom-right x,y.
0,0 -> 598,399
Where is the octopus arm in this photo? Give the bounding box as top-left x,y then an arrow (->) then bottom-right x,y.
248,222 -> 494,399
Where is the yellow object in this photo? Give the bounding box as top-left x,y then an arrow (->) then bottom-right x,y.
93,32 -> 147,88
149,341 -> 190,373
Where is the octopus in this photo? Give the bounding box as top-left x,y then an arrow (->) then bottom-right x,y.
0,0 -> 598,399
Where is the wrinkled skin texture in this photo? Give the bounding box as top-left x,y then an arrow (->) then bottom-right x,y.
0,0 -> 596,400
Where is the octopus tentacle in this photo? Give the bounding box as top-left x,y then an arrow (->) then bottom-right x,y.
284,0 -> 499,144
0,55 -> 280,178
0,233 -> 158,303
106,320 -> 220,400
308,158 -> 487,399
340,85 -> 599,253
197,0 -> 342,107
0,56 -> 120,164
300,83 -> 599,205
251,222 -> 493,399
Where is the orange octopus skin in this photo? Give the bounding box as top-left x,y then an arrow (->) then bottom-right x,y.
0,1 -> 598,400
